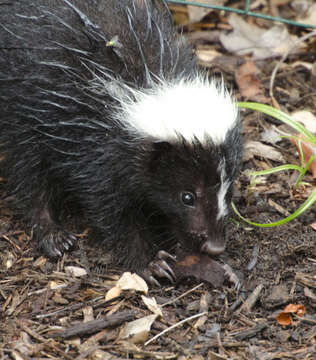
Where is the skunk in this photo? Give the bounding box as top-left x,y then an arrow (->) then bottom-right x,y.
0,0 -> 242,281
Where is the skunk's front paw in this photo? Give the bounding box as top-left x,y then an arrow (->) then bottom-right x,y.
34,224 -> 76,258
143,250 -> 177,287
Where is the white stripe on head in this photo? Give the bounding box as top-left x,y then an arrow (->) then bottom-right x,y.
116,75 -> 238,145
217,159 -> 230,221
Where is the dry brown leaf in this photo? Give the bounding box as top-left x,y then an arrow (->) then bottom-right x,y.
11,351 -> 26,360
105,286 -> 122,301
244,141 -> 285,163
33,256 -> 47,268
141,295 -> 163,317
119,314 -> 158,343
220,14 -> 303,59
49,280 -> 67,290
196,48 -> 221,63
116,272 -> 148,294
292,61 -> 314,72
82,306 -> 94,322
291,110 -> 316,133
289,110 -> 316,177
235,61 -> 269,102
310,222 -> 316,230
65,266 -> 87,277
276,311 -> 292,326
292,136 -> 316,178
276,303 -> 306,326
52,292 -> 69,305
295,2 -> 316,26
260,127 -> 282,145
187,0 -> 225,23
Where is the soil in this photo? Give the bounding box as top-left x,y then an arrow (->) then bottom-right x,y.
0,3 -> 315,360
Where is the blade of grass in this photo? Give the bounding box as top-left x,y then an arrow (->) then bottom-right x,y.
232,186 -> 316,227
238,102 -> 316,147
250,164 -> 303,177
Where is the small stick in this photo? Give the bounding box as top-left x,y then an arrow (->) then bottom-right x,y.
162,283 -> 204,307
237,284 -> 264,313
144,311 -> 207,346
50,311 -> 134,339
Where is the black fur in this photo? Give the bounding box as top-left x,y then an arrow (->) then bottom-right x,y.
0,0 -> 242,272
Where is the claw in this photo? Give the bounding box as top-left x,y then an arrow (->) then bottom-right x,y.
148,276 -> 161,287
63,241 -> 70,250
34,224 -> 76,258
148,259 -> 175,283
159,259 -> 176,280
143,250 -> 177,286
157,250 -> 177,262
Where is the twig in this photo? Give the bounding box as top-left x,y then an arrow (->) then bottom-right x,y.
50,310 -> 135,339
237,284 -> 264,313
161,283 -> 204,307
144,311 -> 207,346
34,295 -> 122,319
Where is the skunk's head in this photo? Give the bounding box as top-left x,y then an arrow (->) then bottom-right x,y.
116,76 -> 242,255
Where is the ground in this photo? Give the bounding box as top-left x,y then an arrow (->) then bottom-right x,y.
0,2 -> 315,359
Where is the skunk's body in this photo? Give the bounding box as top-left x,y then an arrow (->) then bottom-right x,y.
0,0 -> 242,274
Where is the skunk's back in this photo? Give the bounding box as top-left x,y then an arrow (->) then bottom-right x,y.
0,0 -> 194,91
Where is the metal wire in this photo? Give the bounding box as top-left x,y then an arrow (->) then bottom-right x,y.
167,0 -> 316,29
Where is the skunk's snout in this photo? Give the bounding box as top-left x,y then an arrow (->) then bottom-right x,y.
200,239 -> 226,255
189,231 -> 227,255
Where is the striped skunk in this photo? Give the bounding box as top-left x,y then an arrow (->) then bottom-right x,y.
0,0 -> 242,282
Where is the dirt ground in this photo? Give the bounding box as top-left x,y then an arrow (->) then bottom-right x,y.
0,2 -> 315,360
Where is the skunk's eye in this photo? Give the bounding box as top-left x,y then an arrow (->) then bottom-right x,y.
181,191 -> 196,207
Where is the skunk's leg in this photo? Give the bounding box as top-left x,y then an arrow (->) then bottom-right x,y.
143,250 -> 177,286
32,201 -> 76,258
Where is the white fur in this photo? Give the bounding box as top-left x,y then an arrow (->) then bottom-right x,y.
116,77 -> 238,145
217,159 -> 230,220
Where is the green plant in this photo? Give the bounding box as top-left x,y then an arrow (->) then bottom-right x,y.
234,102 -> 316,227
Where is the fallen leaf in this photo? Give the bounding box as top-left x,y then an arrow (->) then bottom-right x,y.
49,280 -> 67,290
119,314 -> 158,343
295,3 -> 316,26
5,252 -> 15,270
187,0 -> 225,23
235,60 -> 269,102
276,311 -> 292,326
33,256 -> 47,268
244,141 -> 285,163
52,292 -> 69,305
292,136 -> 316,178
291,110 -> 316,133
289,110 -> 316,177
196,48 -> 221,63
141,296 -> 163,317
292,61 -> 314,72
220,14 -> 303,60
65,266 -> 87,277
105,286 -> 122,301
261,127 -> 283,145
276,303 -> 306,326
116,272 -> 148,294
